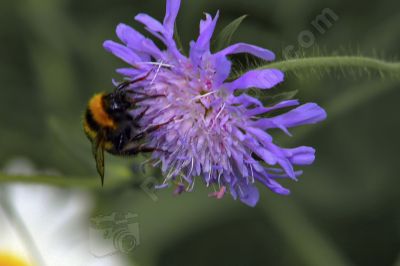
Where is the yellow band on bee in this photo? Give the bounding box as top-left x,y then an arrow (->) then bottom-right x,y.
83,120 -> 97,140
89,93 -> 116,128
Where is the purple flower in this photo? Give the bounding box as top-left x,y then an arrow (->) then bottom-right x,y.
103,0 -> 327,206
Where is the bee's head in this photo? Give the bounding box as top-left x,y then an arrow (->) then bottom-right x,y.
105,91 -> 131,111
103,90 -> 133,117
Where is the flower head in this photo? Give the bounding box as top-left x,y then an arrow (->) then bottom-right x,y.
104,0 -> 327,206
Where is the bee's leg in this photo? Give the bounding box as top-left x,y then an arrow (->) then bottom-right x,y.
125,91 -> 148,96
115,81 -> 132,91
123,144 -> 155,155
130,118 -> 174,141
117,135 -> 124,151
122,144 -> 165,155
126,90 -> 165,97
130,106 -> 150,122
116,128 -> 130,152
125,94 -> 165,111
132,94 -> 166,103
116,71 -> 151,91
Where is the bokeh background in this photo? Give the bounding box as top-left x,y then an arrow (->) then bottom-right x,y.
1,0 -> 399,265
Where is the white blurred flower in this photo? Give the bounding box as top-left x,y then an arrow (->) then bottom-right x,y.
0,158 -> 128,266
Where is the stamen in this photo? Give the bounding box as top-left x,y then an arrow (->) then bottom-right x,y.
139,61 -> 175,68
187,157 -> 194,178
151,60 -> 165,85
238,186 -> 244,197
217,171 -> 222,187
156,104 -> 172,116
166,159 -> 179,180
208,161 -> 212,182
191,90 -> 217,102
249,164 -> 255,183
152,159 -> 162,167
188,176 -> 196,191
211,103 -> 226,128
140,158 -> 153,173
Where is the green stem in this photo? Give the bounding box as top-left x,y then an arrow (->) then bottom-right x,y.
239,56 -> 400,77
0,174 -> 129,190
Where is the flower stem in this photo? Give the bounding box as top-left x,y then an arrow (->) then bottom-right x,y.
244,56 -> 400,78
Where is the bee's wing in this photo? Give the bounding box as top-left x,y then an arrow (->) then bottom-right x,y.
92,135 -> 105,186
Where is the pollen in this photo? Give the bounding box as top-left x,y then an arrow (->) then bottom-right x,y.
89,93 -> 116,128
0,252 -> 31,266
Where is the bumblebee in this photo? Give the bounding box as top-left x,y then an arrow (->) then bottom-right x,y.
83,75 -> 167,186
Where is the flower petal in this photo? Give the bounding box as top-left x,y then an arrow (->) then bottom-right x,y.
116,23 -> 163,59
135,13 -> 165,34
103,40 -> 142,66
217,43 -> 275,61
198,12 -> 219,48
231,93 -> 263,107
190,12 -> 219,67
246,100 -> 300,116
211,54 -> 231,87
255,173 -> 291,195
246,140 -> 277,165
135,13 -> 184,61
116,68 -> 145,77
277,158 -> 296,179
224,69 -> 284,92
231,149 -> 247,177
254,103 -> 327,132
245,126 -> 273,144
267,168 -> 303,179
283,146 -> 316,165
116,23 -> 141,44
263,142 -> 296,179
163,0 -> 181,37
238,184 -> 259,207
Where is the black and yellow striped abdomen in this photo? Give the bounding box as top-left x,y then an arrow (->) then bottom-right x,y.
83,93 -> 117,151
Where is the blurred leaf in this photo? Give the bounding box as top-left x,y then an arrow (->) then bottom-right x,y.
260,197 -> 353,266
214,15 -> 247,51
268,89 -> 299,104
174,23 -> 185,55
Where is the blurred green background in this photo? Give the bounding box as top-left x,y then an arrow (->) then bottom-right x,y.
0,0 -> 399,265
